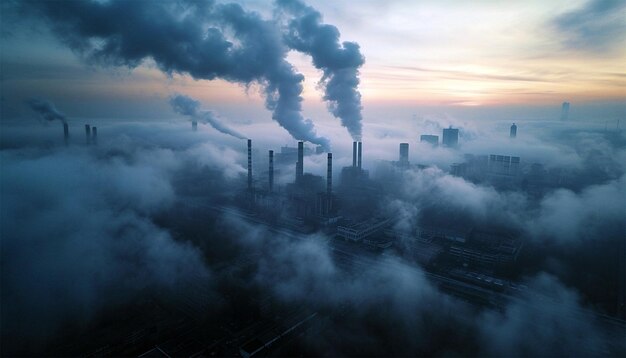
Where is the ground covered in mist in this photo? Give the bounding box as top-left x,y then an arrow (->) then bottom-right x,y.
1,118 -> 625,356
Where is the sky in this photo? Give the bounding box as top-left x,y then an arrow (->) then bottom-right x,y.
1,0 -> 624,134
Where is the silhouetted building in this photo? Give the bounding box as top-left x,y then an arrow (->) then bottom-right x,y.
91,126 -> 97,145
442,127 -> 459,147
337,217 -> 391,242
192,120 -> 198,131
561,102 -> 570,121
420,134 -> 439,146
399,143 -> 409,167
487,154 -> 520,177
450,162 -> 467,177
510,123 -> 517,138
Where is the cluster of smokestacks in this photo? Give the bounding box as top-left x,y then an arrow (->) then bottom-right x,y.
246,139 -> 334,195
352,141 -> 363,169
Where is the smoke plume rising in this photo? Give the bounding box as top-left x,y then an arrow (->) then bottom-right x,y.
26,99 -> 67,124
170,94 -> 246,139
278,0 -> 365,140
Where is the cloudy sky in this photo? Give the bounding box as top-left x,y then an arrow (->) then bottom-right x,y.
1,0 -> 625,138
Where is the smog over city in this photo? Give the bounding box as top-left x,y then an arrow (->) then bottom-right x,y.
1,0 -> 625,356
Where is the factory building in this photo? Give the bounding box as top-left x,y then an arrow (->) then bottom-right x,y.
337,217 -> 391,242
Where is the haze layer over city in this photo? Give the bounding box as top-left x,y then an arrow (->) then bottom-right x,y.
1,0 -> 625,356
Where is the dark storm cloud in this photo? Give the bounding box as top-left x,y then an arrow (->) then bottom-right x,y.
26,98 -> 67,124
553,0 -> 626,52
22,0 -> 330,149
170,94 -> 246,139
277,0 -> 365,140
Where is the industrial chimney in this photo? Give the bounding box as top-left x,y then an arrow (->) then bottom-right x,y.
92,126 -> 98,145
357,141 -> 362,169
327,152 -> 333,213
269,150 -> 274,192
192,120 -> 198,131
247,139 -> 252,190
327,153 -> 332,195
352,141 -> 357,167
296,141 -> 304,184
85,124 -> 91,145
63,123 -> 69,146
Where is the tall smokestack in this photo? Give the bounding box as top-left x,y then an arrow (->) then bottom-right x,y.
352,141 -> 357,167
85,124 -> 91,145
192,120 -> 198,131
327,152 -> 333,213
357,141 -> 362,169
92,126 -> 98,145
247,139 -> 252,190
327,153 -> 332,195
296,141 -> 304,184
269,150 -> 274,192
63,123 -> 69,146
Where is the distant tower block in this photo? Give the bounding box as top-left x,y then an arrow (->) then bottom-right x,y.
63,123 -> 69,146
357,141 -> 362,169
269,150 -> 274,192
192,120 -> 198,131
92,126 -> 98,145
85,124 -> 91,145
296,141 -> 304,184
420,134 -> 439,146
247,139 -> 252,190
561,102 -> 570,121
399,143 -> 409,165
442,126 -> 459,147
352,141 -> 357,167
510,123 -> 517,138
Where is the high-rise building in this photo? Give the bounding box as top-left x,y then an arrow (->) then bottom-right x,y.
510,123 -> 517,138
399,143 -> 409,167
420,134 -> 439,146
192,120 -> 198,131
247,139 -> 252,190
561,102 -> 570,121
268,150 -> 274,192
442,127 -> 459,147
